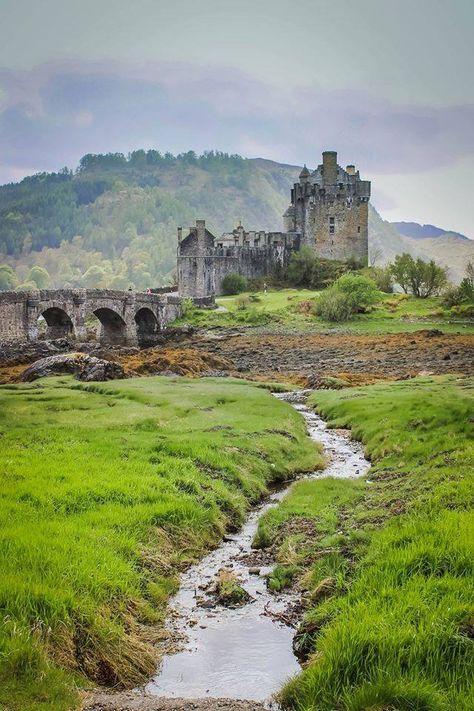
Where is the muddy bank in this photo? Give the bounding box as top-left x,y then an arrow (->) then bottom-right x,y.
2,327 -> 472,386
190,329 -> 474,379
84,693 -> 266,711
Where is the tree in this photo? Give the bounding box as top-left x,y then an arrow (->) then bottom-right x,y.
389,254 -> 413,294
287,247 -> 317,287
0,264 -> 17,290
390,254 -> 447,298
82,265 -> 106,288
28,265 -> 50,289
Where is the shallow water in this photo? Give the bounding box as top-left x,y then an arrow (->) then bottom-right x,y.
145,391 -> 370,702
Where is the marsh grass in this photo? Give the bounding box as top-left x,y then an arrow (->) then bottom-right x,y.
0,375 -> 319,710
256,376 -> 474,710
174,289 -> 474,334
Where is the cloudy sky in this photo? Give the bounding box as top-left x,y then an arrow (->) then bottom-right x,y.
0,0 -> 473,235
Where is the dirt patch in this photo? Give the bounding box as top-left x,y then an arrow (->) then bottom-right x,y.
115,347 -> 234,378
82,692 -> 266,711
189,330 -> 474,380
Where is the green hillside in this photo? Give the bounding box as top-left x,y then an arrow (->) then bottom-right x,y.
0,150 -> 471,290
0,151 -> 299,291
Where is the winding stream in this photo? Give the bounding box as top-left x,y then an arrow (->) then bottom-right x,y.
145,391 -> 371,703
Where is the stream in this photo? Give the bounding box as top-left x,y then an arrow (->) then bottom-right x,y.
144,390 -> 371,704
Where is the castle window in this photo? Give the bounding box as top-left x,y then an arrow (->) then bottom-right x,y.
329,216 -> 335,235
357,226 -> 361,233
329,225 -> 335,234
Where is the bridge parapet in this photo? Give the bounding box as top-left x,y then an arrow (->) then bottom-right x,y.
0,289 -> 182,345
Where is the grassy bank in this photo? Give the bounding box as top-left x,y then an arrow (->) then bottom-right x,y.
255,376 -> 474,710
175,289 -> 474,335
0,376 -> 320,711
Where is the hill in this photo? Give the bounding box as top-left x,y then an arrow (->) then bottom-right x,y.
0,151 -> 471,289
391,221 -> 469,241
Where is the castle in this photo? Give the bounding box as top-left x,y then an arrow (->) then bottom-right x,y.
177,151 -> 370,299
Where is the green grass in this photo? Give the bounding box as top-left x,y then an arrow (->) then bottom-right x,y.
0,376 -> 320,711
174,289 -> 474,334
255,376 -> 474,710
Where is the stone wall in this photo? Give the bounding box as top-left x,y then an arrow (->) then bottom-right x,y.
0,289 -> 183,345
178,244 -> 295,297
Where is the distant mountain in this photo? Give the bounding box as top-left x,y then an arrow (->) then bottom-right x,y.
391,221 -> 469,242
0,150 -> 471,288
371,210 -> 473,283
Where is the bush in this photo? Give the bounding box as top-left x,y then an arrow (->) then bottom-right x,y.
221,273 -> 248,295
287,247 -> 350,289
370,266 -> 393,293
332,273 -> 380,312
235,295 -> 251,310
442,286 -> 466,308
313,290 -> 353,322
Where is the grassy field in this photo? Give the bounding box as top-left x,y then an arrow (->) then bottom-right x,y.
0,376 -> 320,711
255,376 -> 474,711
175,289 -> 474,335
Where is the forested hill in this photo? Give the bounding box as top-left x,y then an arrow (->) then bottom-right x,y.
0,151 -> 299,290
0,150 -> 472,290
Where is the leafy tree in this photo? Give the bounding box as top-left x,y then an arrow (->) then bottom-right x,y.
287,246 -> 317,287
28,265 -> 50,288
0,264 -> 17,290
82,265 -> 106,288
390,254 -> 447,298
222,273 -> 248,295
389,254 -> 413,294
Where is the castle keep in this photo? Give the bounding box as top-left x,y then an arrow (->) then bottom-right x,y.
177,150 -> 371,298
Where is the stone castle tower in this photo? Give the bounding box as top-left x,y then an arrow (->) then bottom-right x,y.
283,151 -> 371,263
177,151 -> 370,298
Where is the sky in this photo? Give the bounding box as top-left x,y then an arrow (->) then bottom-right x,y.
0,0 -> 473,236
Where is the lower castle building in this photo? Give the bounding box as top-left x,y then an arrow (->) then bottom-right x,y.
177,151 -> 370,298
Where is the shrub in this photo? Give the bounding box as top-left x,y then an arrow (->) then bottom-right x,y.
332,273 -> 380,312
442,286 -> 466,308
235,295 -> 251,310
371,266 -> 393,293
287,247 -> 350,289
221,272 -> 248,295
313,290 -> 353,322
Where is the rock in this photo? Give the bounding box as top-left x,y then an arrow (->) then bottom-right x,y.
20,353 -> 126,382
248,567 -> 261,575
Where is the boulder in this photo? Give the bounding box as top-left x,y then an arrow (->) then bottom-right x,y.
20,353 -> 125,382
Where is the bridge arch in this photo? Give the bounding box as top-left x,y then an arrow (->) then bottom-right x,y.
91,307 -> 127,345
39,306 -> 74,340
134,307 -> 160,345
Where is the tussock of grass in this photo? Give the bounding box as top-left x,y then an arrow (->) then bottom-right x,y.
262,376 -> 473,710
0,375 -> 320,710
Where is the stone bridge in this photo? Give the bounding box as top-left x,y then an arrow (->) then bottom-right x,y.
0,289 -> 183,345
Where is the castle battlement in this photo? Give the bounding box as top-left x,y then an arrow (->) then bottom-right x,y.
177,151 -> 370,298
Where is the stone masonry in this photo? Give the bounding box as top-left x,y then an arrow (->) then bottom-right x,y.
0,289 -> 182,345
177,151 -> 370,297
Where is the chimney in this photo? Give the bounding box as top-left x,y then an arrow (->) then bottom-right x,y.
196,219 -> 206,252
177,226 -> 182,242
322,151 -> 337,186
346,165 -> 356,176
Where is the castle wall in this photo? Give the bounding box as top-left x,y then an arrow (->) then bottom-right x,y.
178,245 -> 294,297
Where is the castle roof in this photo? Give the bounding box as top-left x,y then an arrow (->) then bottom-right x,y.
299,164 -> 310,179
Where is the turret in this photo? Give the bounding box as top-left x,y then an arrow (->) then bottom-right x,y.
299,164 -> 310,184
322,151 -> 337,186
